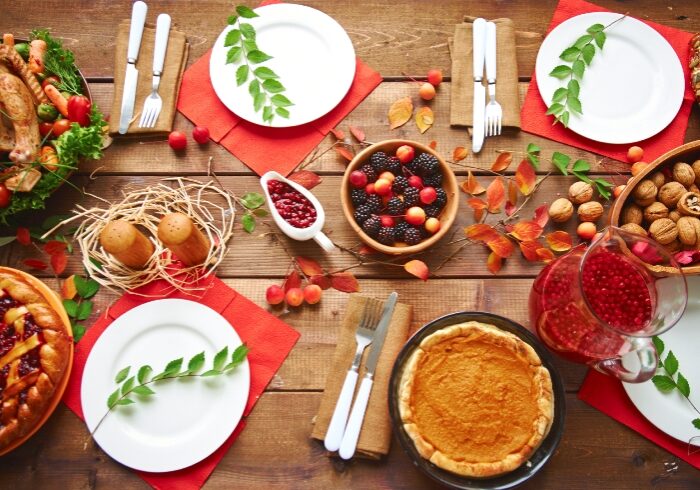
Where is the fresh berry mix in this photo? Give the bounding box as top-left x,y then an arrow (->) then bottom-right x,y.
268,180 -> 317,229
348,145 -> 448,247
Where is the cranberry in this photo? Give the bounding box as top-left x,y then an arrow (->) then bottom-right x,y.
267,180 -> 318,229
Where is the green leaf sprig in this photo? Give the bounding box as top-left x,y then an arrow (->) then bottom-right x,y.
547,15 -> 626,127
651,336 -> 700,431
236,191 -> 267,233
62,275 -> 100,342
550,151 -> 614,199
225,5 -> 294,124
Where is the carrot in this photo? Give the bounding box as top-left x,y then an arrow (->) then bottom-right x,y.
3,34 -> 14,47
43,84 -> 69,117
28,39 -> 47,74
39,146 -> 59,172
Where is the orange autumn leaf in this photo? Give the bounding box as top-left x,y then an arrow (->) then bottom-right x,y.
388,96 -> 413,129
486,177 -> 505,213
415,106 -> 434,134
460,171 -> 485,195
404,259 -> 429,281
466,197 -> 487,210
486,233 -> 515,258
508,180 -> 518,206
465,223 -> 499,242
349,125 -> 365,142
505,201 -> 516,217
334,146 -> 354,161
429,140 -> 438,150
330,128 -> 345,140
453,146 -> 469,162
520,241 -> 542,262
487,252 -> 502,274
296,256 -> 323,276
288,170 -> 322,190
515,159 -> 537,196
533,204 -> 550,228
283,270 -> 301,292
491,152 -> 513,172
61,275 -> 77,300
474,207 -> 485,222
51,252 -> 67,275
546,231 -> 573,252
331,272 -> 360,292
310,275 -> 332,290
509,221 -> 544,241
536,247 -> 555,263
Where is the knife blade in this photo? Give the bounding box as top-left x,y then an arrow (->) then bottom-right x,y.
472,18 -> 487,153
118,1 -> 148,134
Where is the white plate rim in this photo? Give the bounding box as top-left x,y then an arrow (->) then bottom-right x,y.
535,12 -> 684,144
209,3 -> 356,128
81,298 -> 250,472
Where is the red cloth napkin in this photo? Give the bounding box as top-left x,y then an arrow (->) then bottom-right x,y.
579,370 -> 700,468
63,277 -> 300,489
521,0 -> 695,163
177,1 -> 382,177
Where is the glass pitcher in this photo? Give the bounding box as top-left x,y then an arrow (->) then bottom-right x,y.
529,227 -> 687,382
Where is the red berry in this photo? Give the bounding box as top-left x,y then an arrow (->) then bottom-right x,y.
627,146 -> 644,163
380,215 -> 395,227
265,285 -> 285,305
396,145 -> 415,163
577,222 -> 597,241
192,126 -> 210,144
425,217 -> 441,234
374,178 -> 392,196
168,131 -> 187,150
419,187 -> 437,205
405,206 -> 426,226
427,69 -> 443,87
408,175 -> 424,189
378,171 -> 395,183
349,170 -> 368,188
419,82 -> 436,101
285,287 -> 304,307
303,284 -> 322,305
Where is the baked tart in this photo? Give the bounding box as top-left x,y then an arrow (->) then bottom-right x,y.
398,321 -> 553,478
0,269 -> 71,451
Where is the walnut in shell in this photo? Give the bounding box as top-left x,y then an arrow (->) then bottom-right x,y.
568,182 -> 593,205
644,202 -> 669,223
620,223 -> 648,236
621,203 -> 643,225
649,171 -> 666,188
548,198 -> 573,223
578,201 -> 604,222
692,159 -> 700,185
658,181 -> 686,208
673,162 -> 696,188
632,179 -> 658,207
677,192 -> 700,217
649,218 -> 678,245
669,210 -> 682,222
664,239 -> 682,254
691,184 -> 700,194
677,216 -> 700,246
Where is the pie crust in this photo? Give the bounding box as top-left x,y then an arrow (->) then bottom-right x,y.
398,321 -> 554,478
0,270 -> 71,451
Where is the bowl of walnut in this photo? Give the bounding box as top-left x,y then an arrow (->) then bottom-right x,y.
610,140 -> 700,274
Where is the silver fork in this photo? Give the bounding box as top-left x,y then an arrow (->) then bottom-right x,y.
138,13 -> 171,128
484,21 -> 502,137
324,299 -> 382,452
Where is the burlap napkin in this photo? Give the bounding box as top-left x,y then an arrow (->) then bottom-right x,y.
449,16 -> 521,128
311,294 -> 412,459
110,20 -> 189,137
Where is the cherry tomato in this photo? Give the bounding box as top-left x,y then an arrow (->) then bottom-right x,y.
39,122 -> 54,138
52,119 -> 72,137
41,76 -> 61,90
168,131 -> 187,150
192,126 -> 210,145
0,184 -> 12,208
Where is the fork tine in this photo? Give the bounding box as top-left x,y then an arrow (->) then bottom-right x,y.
498,116 -> 502,135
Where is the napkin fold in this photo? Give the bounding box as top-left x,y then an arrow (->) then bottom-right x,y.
63,277 -> 300,489
579,370 -> 700,469
110,20 -> 189,137
310,294 -> 412,459
449,16 -> 521,128
521,0 -> 695,163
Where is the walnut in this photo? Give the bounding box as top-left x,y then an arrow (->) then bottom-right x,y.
658,181 -> 686,208
649,218 -> 678,245
669,210 -> 682,222
632,179 -> 658,207
548,198 -> 573,223
649,171 -> 666,188
621,203 -> 643,225
673,162 -> 696,188
568,182 -> 593,205
644,202 -> 669,223
578,201 -> 604,222
664,239 -> 682,254
692,159 -> 700,185
677,216 -> 700,246
620,223 -> 648,236
691,184 -> 700,194
677,192 -> 700,217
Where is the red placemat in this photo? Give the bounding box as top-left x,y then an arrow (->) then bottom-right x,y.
63,277 -> 300,489
521,0 -> 695,163
177,0 -> 382,177
579,369 -> 700,469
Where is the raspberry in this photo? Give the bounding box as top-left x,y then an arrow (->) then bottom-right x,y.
415,153 -> 439,176
377,226 -> 396,245
403,187 -> 420,207
392,175 -> 409,193
354,205 -> 372,224
424,205 -> 441,218
361,216 -> 381,236
386,156 -> 402,175
369,152 -> 388,173
423,173 -> 443,188
365,195 -> 382,212
351,189 -> 368,207
387,197 -> 404,216
360,164 -> 377,182
404,228 -> 422,245
434,188 -> 447,209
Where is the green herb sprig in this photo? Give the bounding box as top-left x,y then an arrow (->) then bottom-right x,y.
224,5 -> 293,124
30,29 -> 84,95
236,191 -> 267,233
62,275 -> 100,342
651,336 -> 700,430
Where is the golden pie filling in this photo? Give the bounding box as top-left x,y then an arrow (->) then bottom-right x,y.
399,322 -> 554,478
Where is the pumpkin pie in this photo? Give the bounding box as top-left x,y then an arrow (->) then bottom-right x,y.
398,321 -> 554,478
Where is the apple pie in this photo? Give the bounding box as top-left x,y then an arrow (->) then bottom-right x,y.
399,321 -> 554,478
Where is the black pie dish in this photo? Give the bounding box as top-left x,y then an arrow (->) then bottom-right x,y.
388,311 -> 566,490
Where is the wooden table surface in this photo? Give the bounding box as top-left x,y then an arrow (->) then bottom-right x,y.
2,0 -> 700,488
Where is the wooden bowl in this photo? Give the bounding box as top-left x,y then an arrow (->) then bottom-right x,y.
340,139 -> 458,255
610,139 -> 700,275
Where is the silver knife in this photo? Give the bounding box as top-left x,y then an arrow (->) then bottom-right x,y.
472,18 -> 487,153
338,292 -> 398,460
118,1 -> 148,134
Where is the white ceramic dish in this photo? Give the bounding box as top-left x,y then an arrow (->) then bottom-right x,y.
535,12 -> 684,144
623,276 -> 700,445
81,299 -> 250,472
209,3 -> 356,127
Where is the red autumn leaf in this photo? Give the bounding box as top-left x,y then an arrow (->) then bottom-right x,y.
465,223 -> 499,242
474,207 -> 485,222
295,256 -> 323,276
16,227 -> 31,246
546,231 -> 573,252
515,159 -> 537,196
674,250 -> 700,265
491,152 -> 513,172
358,244 -> 379,255
504,224 -> 515,233
486,252 -> 502,274
533,204 -> 550,228
536,247 -> 555,263
310,274 -> 332,290
50,251 -> 67,275
283,270 -> 301,292
505,201 -> 516,217
23,259 -> 48,271
429,140 -> 438,150
330,128 -> 345,140
43,240 -> 67,256
520,241 -> 542,262
509,221 -> 544,241
460,171 -> 486,195
466,197 -> 487,210
331,272 -> 360,292
486,177 -> 505,213
453,146 -> 469,162
508,180 -> 518,206
486,233 -> 515,258
288,170 -> 322,190
349,125 -> 365,142
334,146 -> 354,161
404,259 -> 429,281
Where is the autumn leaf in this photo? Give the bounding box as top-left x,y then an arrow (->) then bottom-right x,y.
429,140 -> 438,150
505,201 -> 516,217
388,96 -> 413,129
486,177 -> 505,213
334,146 -> 354,161
515,159 -> 537,195
296,256 -> 323,276
452,146 -> 469,162
508,180 -> 518,206
23,259 -> 48,271
520,241 -> 542,262
16,227 -> 31,246
533,204 -> 550,228
288,170 -> 322,190
537,247 -> 555,263
546,231 -> 573,252
283,270 -> 301,292
404,260 -> 429,281
310,274 -> 332,290
349,125 -> 365,142
331,272 -> 360,292
465,223 -> 499,242
358,244 -> 379,255
473,208 -> 485,221
50,251 -> 68,275
460,171 -> 486,196
43,240 -> 67,256
466,198 -> 487,210
486,233 -> 515,258
61,275 -> 77,300
487,252 -> 502,274
330,128 -> 345,140
415,106 -> 434,134
509,221 -> 544,241
491,152 -> 513,172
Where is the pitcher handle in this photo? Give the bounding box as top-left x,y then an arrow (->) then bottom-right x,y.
313,232 -> 336,252
591,337 -> 658,383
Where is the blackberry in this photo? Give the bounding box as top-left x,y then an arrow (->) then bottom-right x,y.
424,205 -> 441,218
369,151 -> 388,173
392,175 -> 409,193
423,173 -> 443,188
350,189 -> 368,207
353,204 -> 372,224
394,221 -> 410,241
404,159 -> 419,175
360,164 -> 377,182
386,197 -> 404,216
386,156 -> 402,175
404,227 -> 422,245
365,194 -> 382,212
434,188 -> 447,209
403,187 -> 420,207
415,153 -> 439,176
377,226 -> 396,245
361,216 -> 381,237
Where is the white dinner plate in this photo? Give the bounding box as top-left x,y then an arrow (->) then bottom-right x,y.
81,299 -> 250,472
535,13 -> 684,144
209,3 -> 356,127
623,276 -> 700,445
